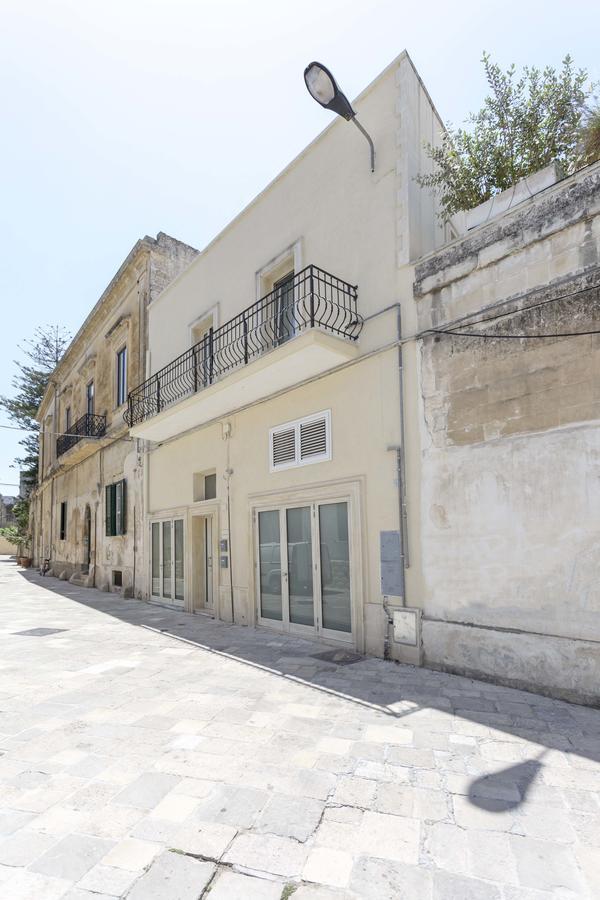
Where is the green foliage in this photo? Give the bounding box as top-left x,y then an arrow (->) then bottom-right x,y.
0,525 -> 20,546
578,107 -> 600,167
417,53 -> 596,221
0,325 -> 70,542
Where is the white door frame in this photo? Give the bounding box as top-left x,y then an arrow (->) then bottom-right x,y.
249,477 -> 365,651
148,513 -> 186,608
189,503 -> 219,616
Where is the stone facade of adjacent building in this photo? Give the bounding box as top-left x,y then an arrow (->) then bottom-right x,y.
405,161 -> 600,704
30,232 -> 198,595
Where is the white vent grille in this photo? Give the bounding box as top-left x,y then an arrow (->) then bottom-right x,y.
272,427 -> 296,468
270,410 -> 331,471
300,418 -> 327,460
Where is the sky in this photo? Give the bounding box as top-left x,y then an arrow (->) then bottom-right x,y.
1,0 -> 599,492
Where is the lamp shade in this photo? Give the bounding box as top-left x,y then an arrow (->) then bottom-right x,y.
304,61 -> 355,121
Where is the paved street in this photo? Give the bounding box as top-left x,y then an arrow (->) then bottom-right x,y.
0,557 -> 599,899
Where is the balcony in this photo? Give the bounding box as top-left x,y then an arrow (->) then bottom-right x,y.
125,265 -> 363,442
56,413 -> 107,462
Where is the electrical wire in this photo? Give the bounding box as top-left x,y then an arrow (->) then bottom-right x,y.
420,278 -> 600,339
421,277 -> 600,341
429,327 -> 600,340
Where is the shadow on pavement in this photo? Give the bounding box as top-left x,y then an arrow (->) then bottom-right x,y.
11,560 -> 600,807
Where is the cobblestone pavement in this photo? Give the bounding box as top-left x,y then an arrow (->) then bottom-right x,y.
0,557 -> 599,899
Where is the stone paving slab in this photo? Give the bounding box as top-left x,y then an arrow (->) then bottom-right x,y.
1,556 -> 600,898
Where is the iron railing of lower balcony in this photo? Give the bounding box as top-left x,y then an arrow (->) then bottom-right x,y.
56,413 -> 107,458
124,264 -> 362,427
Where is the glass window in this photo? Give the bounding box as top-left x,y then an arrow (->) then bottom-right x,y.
86,381 -> 94,416
151,523 -> 160,595
65,407 -> 71,432
174,519 -> 184,600
258,510 -> 282,621
319,502 -> 351,633
116,346 -> 127,407
287,506 -> 314,626
204,473 -> 217,500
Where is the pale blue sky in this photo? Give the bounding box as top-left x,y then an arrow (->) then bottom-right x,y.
1,0 -> 598,491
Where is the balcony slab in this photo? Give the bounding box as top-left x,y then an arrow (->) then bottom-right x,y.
130,329 -> 359,443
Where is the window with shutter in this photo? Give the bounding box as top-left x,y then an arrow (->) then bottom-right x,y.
106,479 -> 127,536
270,411 -> 331,471
300,417 -> 328,460
271,427 -> 296,469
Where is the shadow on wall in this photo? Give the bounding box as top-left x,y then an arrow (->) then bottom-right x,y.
12,561 -> 600,813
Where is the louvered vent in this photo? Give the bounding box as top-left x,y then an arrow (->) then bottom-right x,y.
270,410 -> 331,471
271,427 -> 296,468
300,417 -> 327,460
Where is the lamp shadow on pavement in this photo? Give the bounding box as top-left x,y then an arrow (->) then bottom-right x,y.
468,752 -> 547,811
13,562 -> 600,783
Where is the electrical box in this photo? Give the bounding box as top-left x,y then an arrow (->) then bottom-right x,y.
392,608 -> 420,646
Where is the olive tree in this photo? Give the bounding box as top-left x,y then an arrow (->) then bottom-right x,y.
417,54 -> 597,221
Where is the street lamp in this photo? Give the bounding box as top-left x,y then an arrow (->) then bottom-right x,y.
304,61 -> 375,172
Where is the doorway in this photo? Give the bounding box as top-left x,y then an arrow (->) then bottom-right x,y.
256,500 -> 352,642
192,514 -> 215,613
273,271 -> 296,345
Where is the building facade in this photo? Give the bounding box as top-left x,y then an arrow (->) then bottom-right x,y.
124,52 -> 448,657
406,161 -> 600,704
31,50 -> 599,705
31,232 -> 198,594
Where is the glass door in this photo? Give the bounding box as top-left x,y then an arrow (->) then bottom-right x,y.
257,500 -> 352,641
274,272 -> 296,345
151,518 -> 185,606
318,502 -> 351,639
286,506 -> 315,633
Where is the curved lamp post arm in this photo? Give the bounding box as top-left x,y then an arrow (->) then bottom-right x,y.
351,117 -> 375,173
304,60 -> 375,173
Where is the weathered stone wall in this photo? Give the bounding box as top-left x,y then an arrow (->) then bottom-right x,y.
411,162 -> 600,704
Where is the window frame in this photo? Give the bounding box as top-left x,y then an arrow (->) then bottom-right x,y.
116,345 -> 128,408
105,479 -> 127,536
269,409 -> 332,473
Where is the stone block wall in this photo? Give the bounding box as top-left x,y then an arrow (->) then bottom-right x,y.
409,161 -> 600,704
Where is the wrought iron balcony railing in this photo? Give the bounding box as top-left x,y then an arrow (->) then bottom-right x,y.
124,264 -> 362,428
56,413 -> 107,458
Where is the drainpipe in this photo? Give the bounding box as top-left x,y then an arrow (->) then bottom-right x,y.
223,422 -> 234,624
396,305 -> 410,578
383,305 -> 410,657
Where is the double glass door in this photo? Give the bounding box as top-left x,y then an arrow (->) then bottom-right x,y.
257,501 -> 352,641
151,519 -> 184,605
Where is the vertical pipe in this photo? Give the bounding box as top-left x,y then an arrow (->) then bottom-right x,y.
396,304 -> 409,582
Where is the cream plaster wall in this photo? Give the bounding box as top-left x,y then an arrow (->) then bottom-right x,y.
148,351 -> 401,655
140,51 -> 447,658
147,53 -> 445,374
